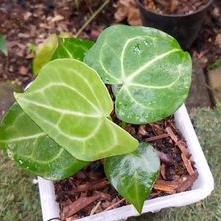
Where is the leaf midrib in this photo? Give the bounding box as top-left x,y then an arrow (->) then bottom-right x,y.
124,48 -> 181,84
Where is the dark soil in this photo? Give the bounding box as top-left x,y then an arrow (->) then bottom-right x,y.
55,116 -> 198,221
141,0 -> 211,15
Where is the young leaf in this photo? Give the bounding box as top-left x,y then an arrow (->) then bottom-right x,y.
84,25 -> 192,124
104,143 -> 160,213
0,34 -> 8,56
15,58 -> 138,161
0,103 -> 88,180
33,36 -> 94,75
52,37 -> 94,61
33,34 -> 58,75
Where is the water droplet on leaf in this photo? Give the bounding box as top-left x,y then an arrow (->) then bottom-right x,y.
133,44 -> 141,55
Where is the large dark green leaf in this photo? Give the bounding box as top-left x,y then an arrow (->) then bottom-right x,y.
52,37 -> 94,61
104,143 -> 160,213
84,25 -> 192,124
15,58 -> 138,161
33,36 -> 94,75
0,103 -> 88,180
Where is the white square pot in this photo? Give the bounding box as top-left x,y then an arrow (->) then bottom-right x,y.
38,104 -> 214,221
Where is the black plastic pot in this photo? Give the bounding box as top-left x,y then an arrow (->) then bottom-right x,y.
136,0 -> 213,49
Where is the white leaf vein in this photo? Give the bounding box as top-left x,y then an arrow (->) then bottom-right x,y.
1,132 -> 45,143
125,48 -> 181,83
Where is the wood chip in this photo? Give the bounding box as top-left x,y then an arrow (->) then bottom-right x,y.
175,172 -> 198,192
73,178 -> 109,193
160,163 -> 167,180
152,123 -> 165,135
61,194 -> 101,220
138,125 -> 148,136
154,179 -> 178,194
176,140 -> 190,157
166,126 -> 178,143
181,153 -> 195,175
90,201 -> 102,215
104,198 -> 126,211
166,126 -> 190,157
145,133 -> 169,142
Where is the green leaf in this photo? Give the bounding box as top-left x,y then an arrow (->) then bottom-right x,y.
0,34 -> 8,56
33,34 -> 58,75
33,36 -> 94,75
84,25 -> 192,124
104,143 -> 160,213
15,58 -> 138,161
0,103 -> 88,180
52,37 -> 94,61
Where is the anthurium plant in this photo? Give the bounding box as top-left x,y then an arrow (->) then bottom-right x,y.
0,25 -> 192,213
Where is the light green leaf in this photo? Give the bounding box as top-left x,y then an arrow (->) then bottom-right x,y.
84,25 -> 192,124
104,143 -> 160,213
0,34 -> 7,56
52,37 -> 94,61
15,58 -> 138,161
33,34 -> 58,75
0,103 -> 88,180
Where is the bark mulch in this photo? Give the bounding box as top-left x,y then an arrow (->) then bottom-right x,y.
55,116 -> 198,221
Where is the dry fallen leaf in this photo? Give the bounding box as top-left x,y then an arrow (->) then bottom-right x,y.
51,14 -> 65,23
19,66 -> 29,76
23,11 -> 32,21
114,0 -> 142,26
215,33 -> 221,47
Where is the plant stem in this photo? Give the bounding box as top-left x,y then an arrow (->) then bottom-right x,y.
74,0 -> 80,9
75,0 -> 110,38
121,121 -> 128,129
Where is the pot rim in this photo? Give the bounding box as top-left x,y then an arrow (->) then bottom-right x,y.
136,0 -> 214,18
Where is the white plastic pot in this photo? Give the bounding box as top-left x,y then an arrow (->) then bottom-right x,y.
38,104 -> 214,221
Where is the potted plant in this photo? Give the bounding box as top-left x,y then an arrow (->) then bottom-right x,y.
0,25 -> 214,221
135,0 -> 213,49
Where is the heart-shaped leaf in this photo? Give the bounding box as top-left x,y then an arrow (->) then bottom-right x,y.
15,58 -> 138,161
84,25 -> 192,124
104,142 -> 160,213
33,34 -> 58,75
52,37 -> 94,61
0,103 -> 88,180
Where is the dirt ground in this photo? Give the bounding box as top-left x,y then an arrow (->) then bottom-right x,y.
0,0 -> 220,87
